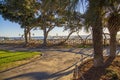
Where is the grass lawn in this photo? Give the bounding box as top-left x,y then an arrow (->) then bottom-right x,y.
0,50 -> 42,71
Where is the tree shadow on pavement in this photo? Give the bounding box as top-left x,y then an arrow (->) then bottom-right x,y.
4,72 -> 50,80
4,69 -> 73,80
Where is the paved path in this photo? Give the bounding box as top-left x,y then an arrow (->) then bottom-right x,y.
0,48 -> 88,80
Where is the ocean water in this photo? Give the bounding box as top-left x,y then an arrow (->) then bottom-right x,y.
8,35 -> 91,40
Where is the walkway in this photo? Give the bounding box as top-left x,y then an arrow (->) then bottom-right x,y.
0,48 -> 89,80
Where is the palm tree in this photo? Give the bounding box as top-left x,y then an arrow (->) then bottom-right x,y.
107,3 -> 120,57
84,0 -> 105,67
57,0 -> 105,67
59,0 -> 105,67
101,0 -> 120,57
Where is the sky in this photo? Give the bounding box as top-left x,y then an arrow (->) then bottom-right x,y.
0,15 -> 90,37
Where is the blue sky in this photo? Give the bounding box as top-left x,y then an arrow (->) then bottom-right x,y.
0,15 -> 24,37
0,15 -> 90,37
0,14 -> 90,37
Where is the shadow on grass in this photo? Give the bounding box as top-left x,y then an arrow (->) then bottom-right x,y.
78,57 -> 115,80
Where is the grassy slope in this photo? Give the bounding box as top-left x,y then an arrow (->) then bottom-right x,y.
0,50 -> 41,71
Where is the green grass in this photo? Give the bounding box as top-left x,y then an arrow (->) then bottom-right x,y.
0,50 -> 41,71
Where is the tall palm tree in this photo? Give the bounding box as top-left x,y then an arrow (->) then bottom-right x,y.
84,0 -> 104,67
57,0 -> 105,67
106,1 -> 120,57
59,0 -> 105,67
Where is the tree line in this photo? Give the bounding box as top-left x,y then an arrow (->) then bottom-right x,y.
0,0 -> 120,67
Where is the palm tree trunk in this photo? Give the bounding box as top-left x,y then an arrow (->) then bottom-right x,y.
89,0 -> 104,67
103,33 -> 107,46
92,25 -> 104,67
109,32 -> 117,57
